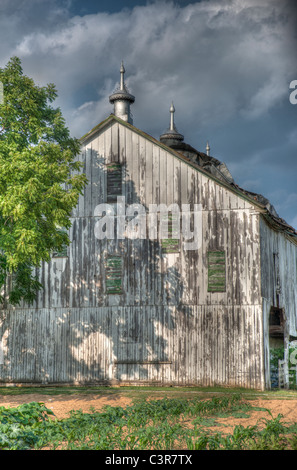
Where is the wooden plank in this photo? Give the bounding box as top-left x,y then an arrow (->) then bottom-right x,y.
145,140 -> 153,207
104,123 -> 112,165
111,121 -> 119,163
84,146 -> 92,217
138,134 -> 146,205
118,123 -> 126,165
152,145 -> 160,205
124,127 -> 133,204
132,133 -> 140,201
159,149 -> 167,205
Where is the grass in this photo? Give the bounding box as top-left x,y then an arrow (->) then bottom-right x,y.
1,384 -> 297,399
0,392 -> 297,450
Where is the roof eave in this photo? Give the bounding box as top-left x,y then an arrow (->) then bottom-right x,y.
80,114 -> 115,143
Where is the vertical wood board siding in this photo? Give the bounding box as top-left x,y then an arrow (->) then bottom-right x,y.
0,305 -> 264,388
0,120 -> 273,388
260,217 -> 297,337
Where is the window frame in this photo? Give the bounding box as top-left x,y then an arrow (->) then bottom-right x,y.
105,255 -> 123,295
207,250 -> 226,293
160,212 -> 180,254
106,162 -> 123,203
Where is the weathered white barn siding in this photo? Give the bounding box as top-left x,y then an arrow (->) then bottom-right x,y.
0,305 -> 264,387
260,217 -> 297,387
0,118 -> 267,388
260,218 -> 297,335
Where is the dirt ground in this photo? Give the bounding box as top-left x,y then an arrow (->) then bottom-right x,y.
1,392 -> 297,432
0,392 -> 132,419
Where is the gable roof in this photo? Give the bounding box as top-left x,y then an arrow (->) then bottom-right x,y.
80,114 -> 297,243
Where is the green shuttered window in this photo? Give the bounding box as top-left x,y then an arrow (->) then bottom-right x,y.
107,163 -> 122,202
208,250 -> 226,292
161,212 -> 180,253
105,256 -> 123,294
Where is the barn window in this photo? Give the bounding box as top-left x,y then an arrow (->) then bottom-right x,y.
161,212 -> 180,253
269,307 -> 284,337
208,250 -> 226,292
52,229 -> 68,258
107,163 -> 122,202
105,255 -> 123,294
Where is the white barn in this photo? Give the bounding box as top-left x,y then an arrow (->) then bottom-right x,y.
0,64 -> 297,389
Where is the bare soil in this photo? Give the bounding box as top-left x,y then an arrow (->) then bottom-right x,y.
0,392 -> 133,419
0,392 -> 297,432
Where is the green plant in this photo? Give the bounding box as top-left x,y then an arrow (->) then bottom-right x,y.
0,402 -> 54,449
0,57 -> 87,305
0,394 -> 295,450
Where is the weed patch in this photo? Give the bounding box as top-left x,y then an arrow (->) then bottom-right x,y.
0,394 -> 295,450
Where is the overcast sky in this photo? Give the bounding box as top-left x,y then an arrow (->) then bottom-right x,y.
1,0 -> 297,227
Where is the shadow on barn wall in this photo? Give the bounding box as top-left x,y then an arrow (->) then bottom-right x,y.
0,161 -> 188,385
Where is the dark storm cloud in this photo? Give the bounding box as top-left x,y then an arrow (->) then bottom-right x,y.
0,0 -> 70,59
0,0 -> 296,226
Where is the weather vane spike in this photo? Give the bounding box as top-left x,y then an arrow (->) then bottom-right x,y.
170,102 -> 176,131
120,61 -> 125,90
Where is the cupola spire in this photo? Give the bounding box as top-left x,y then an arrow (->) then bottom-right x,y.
160,102 -> 184,143
120,61 -> 125,90
109,62 -> 135,124
169,102 -> 176,131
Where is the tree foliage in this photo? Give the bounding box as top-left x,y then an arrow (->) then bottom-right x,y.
0,57 -> 87,305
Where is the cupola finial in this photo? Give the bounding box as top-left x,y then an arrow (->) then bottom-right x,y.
206,141 -> 210,156
109,62 -> 135,124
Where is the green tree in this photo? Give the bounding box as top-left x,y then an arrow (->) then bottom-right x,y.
0,57 -> 87,305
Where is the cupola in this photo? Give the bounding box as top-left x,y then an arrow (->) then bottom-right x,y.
160,102 -> 184,145
109,62 -> 135,124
